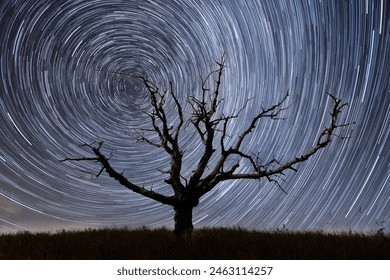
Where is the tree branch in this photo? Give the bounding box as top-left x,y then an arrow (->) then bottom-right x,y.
61,142 -> 176,206
196,93 -> 353,197
137,77 -> 185,196
234,91 -> 290,151
187,56 -> 226,189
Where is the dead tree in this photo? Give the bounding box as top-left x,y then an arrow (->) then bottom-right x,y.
61,56 -> 352,240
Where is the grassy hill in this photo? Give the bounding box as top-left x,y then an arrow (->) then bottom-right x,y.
0,227 -> 388,259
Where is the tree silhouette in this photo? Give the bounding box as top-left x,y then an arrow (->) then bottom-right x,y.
61,56 -> 352,240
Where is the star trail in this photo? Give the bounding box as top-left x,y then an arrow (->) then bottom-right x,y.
0,0 -> 389,234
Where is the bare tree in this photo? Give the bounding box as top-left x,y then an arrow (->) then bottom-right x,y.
61,56 -> 352,240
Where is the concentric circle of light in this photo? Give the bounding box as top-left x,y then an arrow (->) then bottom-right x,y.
0,0 -> 388,233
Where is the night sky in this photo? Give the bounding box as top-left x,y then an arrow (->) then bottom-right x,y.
0,0 -> 389,234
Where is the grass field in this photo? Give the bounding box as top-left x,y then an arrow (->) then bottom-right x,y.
0,227 -> 388,259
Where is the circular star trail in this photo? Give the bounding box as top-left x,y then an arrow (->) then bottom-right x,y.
0,0 -> 389,233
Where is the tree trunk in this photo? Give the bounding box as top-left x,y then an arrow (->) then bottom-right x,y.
174,205 -> 194,241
